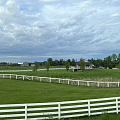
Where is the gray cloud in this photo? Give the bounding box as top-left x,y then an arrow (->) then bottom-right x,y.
0,0 -> 120,61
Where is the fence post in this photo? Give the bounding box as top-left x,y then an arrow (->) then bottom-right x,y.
59,78 -> 61,83
16,75 -> 17,79
40,77 -> 41,82
68,80 -> 70,85
58,103 -> 61,119
87,82 -> 89,87
97,82 -> 99,87
49,77 -> 51,83
118,82 -> 119,87
32,76 -> 33,80
3,74 -> 4,78
78,81 -> 79,86
25,104 -> 28,120
116,98 -> 119,114
10,74 -> 12,79
23,76 -> 25,80
107,82 -> 109,87
88,100 -> 91,116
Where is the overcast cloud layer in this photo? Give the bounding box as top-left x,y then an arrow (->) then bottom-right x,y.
0,0 -> 120,62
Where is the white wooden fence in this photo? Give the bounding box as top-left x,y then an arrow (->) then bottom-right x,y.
0,74 -> 120,87
0,97 -> 120,120
0,70 -> 32,72
0,68 -> 66,73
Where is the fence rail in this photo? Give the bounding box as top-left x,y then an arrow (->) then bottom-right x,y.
0,97 -> 120,120
0,74 -> 120,87
0,68 -> 67,73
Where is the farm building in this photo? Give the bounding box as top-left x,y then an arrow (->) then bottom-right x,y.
18,62 -> 35,67
21,62 -> 30,67
20,62 -> 35,67
72,61 -> 94,72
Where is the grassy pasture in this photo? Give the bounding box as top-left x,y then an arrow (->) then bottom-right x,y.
65,113 -> 120,120
1,78 -> 120,104
1,69 -> 120,119
1,69 -> 120,81
1,78 -> 120,119
0,79 -> 120,120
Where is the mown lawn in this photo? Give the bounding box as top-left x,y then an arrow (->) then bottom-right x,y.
2,69 -> 120,81
0,78 -> 120,104
64,113 -> 120,120
1,78 -> 120,120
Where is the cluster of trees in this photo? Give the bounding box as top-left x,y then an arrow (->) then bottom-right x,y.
44,58 -> 72,72
33,58 -> 73,72
33,53 -> 120,72
39,58 -> 76,67
89,53 -> 120,69
0,62 -> 20,66
1,53 -> 120,72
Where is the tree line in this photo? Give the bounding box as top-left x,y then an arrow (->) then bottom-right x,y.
37,53 -> 120,71
39,58 -> 76,67
1,53 -> 120,72
88,53 -> 120,69
35,58 -> 75,72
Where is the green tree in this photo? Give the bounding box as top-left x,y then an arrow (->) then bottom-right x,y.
33,62 -> 39,72
45,61 -> 50,71
116,63 -> 120,69
117,53 -> 120,63
47,58 -> 53,66
104,56 -> 112,69
54,60 -> 59,66
111,54 -> 117,68
59,59 -> 64,66
80,58 -> 85,71
71,58 -> 76,66
65,61 -> 70,71
111,54 -> 117,61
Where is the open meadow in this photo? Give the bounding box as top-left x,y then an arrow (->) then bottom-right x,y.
1,78 -> 120,119
1,69 -> 120,119
1,78 -> 120,104
1,69 -> 120,81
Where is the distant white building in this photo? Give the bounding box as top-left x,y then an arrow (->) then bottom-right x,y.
19,62 -> 35,67
18,63 -> 23,65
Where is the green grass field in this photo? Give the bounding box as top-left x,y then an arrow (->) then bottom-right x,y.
1,69 -> 120,119
1,78 -> 120,119
1,78 -> 120,104
1,69 -> 120,81
65,114 -> 120,120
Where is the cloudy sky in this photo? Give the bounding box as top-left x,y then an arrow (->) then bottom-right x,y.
0,0 -> 120,62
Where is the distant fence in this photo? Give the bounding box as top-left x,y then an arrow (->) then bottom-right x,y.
0,68 -> 66,72
0,70 -> 32,72
0,74 -> 120,88
0,97 -> 120,120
